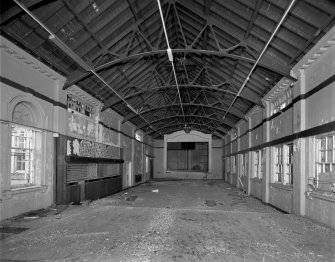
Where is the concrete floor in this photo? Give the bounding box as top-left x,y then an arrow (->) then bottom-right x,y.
0,180 -> 334,262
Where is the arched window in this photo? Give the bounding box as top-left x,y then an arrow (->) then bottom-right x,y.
10,102 -> 42,188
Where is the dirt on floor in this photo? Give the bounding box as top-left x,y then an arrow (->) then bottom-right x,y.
0,180 -> 334,262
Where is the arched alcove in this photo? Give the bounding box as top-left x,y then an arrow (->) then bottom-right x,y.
12,102 -> 36,126
163,130 -> 212,178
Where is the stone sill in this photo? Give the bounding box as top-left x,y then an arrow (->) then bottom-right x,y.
11,185 -> 48,194
270,183 -> 293,192
306,192 -> 335,203
1,185 -> 48,200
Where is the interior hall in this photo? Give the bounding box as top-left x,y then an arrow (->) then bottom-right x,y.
0,0 -> 334,261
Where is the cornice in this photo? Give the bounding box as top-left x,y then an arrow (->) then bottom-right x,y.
0,35 -> 62,82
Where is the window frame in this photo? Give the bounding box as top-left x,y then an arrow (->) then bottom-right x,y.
10,124 -> 40,189
286,143 -> 294,185
316,133 -> 335,175
274,145 -> 284,183
273,143 -> 293,185
314,133 -> 335,193
253,149 -> 263,179
241,153 -> 248,177
166,142 -> 209,172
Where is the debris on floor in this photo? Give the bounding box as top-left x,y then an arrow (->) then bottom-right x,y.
0,227 -> 28,240
1,181 -> 334,262
23,216 -> 39,220
152,189 -> 159,193
125,195 -> 138,201
53,205 -> 69,215
205,200 -> 217,207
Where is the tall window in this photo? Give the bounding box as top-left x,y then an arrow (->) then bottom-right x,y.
167,142 -> 208,172
316,134 -> 335,175
254,150 -> 263,179
241,153 -> 248,177
274,144 -> 293,185
231,155 -> 236,173
286,144 -> 293,185
10,125 -> 38,188
274,145 -> 283,183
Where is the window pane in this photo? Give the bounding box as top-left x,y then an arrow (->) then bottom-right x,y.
11,125 -> 35,188
317,163 -> 323,174
321,151 -> 326,162
321,137 -> 326,150
327,136 -> 333,149
325,163 -> 330,172
327,150 -> 333,163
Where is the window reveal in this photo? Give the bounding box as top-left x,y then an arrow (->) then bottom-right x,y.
10,125 -> 39,188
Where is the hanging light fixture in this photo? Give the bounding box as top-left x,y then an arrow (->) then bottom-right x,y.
184,124 -> 191,134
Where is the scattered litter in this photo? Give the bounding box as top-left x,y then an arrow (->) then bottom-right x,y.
71,201 -> 82,205
134,197 -> 143,202
124,192 -> 128,195
81,200 -> 92,206
205,200 -> 217,207
23,216 -> 39,220
125,195 -> 138,201
0,227 -> 28,234
226,188 -> 231,190
53,205 -> 69,215
152,189 -> 159,193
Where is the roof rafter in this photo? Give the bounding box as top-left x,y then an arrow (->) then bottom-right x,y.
63,46 -> 295,89
121,103 -> 240,126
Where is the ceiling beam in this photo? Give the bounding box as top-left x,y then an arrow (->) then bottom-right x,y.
102,82 -> 262,110
62,47 -> 295,89
147,122 -> 226,137
137,114 -> 230,131
244,0 -> 264,40
121,103 -> 241,126
1,0 -> 58,25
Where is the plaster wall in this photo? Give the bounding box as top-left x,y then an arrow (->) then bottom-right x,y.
0,51 -> 58,220
304,43 -> 335,94
269,109 -> 293,141
250,126 -> 263,147
250,108 -> 263,129
224,135 -> 231,155
305,83 -> 335,129
0,42 -> 59,102
212,139 -> 223,180
305,196 -> 335,230
232,140 -> 238,153
250,179 -> 262,200
269,184 -> 293,213
239,134 -> 249,151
